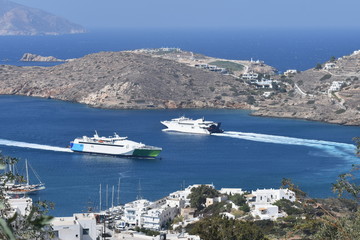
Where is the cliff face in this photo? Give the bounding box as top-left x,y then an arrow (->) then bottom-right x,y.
0,51 -> 253,109
0,0 -> 85,35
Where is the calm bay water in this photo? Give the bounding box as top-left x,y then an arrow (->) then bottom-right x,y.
0,95 -> 359,216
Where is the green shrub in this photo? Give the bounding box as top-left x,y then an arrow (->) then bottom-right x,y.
335,109 -> 346,114
320,74 -> 332,81
307,100 -> 315,104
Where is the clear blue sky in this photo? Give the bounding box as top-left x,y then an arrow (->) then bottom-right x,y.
12,0 -> 360,29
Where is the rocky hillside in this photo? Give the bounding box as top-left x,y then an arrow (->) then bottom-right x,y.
253,51 -> 360,125
0,51 -> 255,109
0,48 -> 359,125
0,0 -> 85,35
20,53 -> 65,62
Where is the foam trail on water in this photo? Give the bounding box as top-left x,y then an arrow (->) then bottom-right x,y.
0,139 -> 72,152
213,131 -> 357,161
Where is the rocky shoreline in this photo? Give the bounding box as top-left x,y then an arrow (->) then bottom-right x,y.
0,48 -> 359,126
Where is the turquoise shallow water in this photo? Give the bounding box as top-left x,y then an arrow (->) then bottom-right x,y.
0,95 -> 359,216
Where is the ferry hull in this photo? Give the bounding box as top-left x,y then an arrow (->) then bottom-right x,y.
161,121 -> 223,135
132,149 -> 162,157
70,142 -> 161,158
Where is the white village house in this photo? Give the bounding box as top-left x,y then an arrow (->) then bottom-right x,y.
328,81 -> 345,92
324,62 -> 336,70
248,188 -> 295,220
142,203 -> 179,230
284,69 -> 297,77
250,188 -> 295,205
123,199 -> 152,227
51,213 -> 98,240
8,197 -> 33,217
242,72 -> 259,80
252,205 -> 283,220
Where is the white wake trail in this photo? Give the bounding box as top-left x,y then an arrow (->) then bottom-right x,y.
0,139 -> 72,152
213,131 -> 357,161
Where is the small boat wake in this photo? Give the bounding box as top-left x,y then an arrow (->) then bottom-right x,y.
0,139 -> 72,152
213,131 -> 357,162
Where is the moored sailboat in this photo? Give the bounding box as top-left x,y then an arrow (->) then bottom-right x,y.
3,159 -> 45,195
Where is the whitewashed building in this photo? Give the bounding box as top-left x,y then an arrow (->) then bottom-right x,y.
329,81 -> 345,92
123,199 -> 152,227
252,205 -> 283,220
242,72 -> 259,80
254,78 -> 274,88
251,188 -> 295,205
219,188 -> 244,195
8,197 -> 32,216
168,184 -> 215,208
324,62 -> 336,70
205,195 -> 228,207
51,213 -> 97,240
284,69 -> 297,77
142,205 -> 179,230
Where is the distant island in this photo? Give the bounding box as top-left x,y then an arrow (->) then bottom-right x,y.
0,0 -> 85,36
0,48 -> 359,126
20,53 -> 66,62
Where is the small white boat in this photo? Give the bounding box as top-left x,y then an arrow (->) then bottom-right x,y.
161,116 -> 223,134
70,131 -> 162,158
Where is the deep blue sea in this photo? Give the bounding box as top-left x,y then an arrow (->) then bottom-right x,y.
0,29 -> 360,216
0,96 -> 358,216
1,28 -> 360,72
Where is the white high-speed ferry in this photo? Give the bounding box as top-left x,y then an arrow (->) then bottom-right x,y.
161,116 -> 223,134
70,131 -> 162,158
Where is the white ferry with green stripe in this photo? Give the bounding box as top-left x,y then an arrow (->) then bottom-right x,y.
70,131 -> 161,158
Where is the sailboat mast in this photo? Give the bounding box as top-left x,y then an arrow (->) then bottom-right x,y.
99,184 -> 102,212
25,159 -> 29,185
111,185 -> 114,209
117,178 -> 120,205
106,184 -> 109,210
137,179 -> 142,200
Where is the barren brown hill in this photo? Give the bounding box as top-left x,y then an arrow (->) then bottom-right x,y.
0,51 -> 254,109
0,49 -> 359,125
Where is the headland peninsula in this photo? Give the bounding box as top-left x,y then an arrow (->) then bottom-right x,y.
0,48 -> 359,125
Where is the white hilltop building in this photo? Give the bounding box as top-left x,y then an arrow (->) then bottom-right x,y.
242,72 -> 258,80
284,69 -> 297,77
324,62 -> 337,70
250,188 -> 295,205
252,205 -> 283,220
351,50 -> 360,56
328,81 -> 345,93
248,188 -> 295,220
51,213 -> 98,240
252,78 -> 274,88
